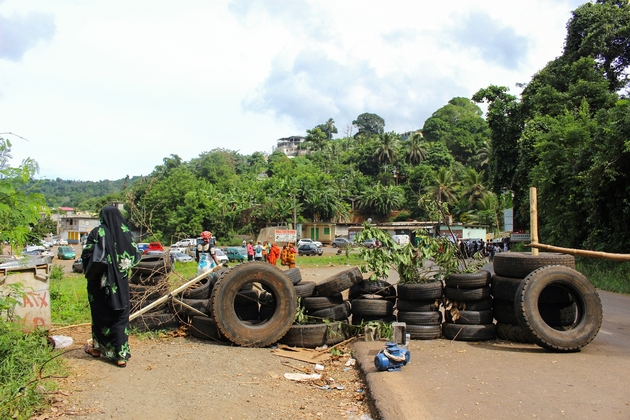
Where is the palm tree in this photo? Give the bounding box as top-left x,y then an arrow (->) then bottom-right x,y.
425,168 -> 458,205
404,132 -> 427,166
320,118 -> 338,140
374,132 -> 399,167
475,139 -> 491,169
358,183 -> 405,219
462,168 -> 487,207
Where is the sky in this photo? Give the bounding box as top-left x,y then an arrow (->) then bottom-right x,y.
0,0 -> 587,182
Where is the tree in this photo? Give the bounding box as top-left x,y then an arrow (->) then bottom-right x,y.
422,97 -> 490,166
461,168 -> 487,207
373,132 -> 399,167
358,183 -> 405,219
317,118 -> 338,140
404,132 -> 427,166
352,113 -> 385,138
304,127 -> 328,151
424,168 -> 458,205
564,0 -> 630,92
0,138 -> 48,250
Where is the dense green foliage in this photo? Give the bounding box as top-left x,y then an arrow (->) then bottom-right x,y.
474,0 -> 630,253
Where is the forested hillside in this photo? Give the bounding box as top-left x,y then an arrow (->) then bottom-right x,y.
26,1 -> 630,255
28,177 -> 142,210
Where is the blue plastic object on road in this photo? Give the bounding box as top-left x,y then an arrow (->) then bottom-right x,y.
374,342 -> 410,372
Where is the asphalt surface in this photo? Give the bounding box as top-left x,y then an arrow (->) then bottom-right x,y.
352,289 -> 630,420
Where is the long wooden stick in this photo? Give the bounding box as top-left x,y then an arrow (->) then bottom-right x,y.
129,264 -> 222,321
526,243 -> 630,261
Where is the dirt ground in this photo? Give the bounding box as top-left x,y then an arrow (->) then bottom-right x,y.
34,251 -> 375,420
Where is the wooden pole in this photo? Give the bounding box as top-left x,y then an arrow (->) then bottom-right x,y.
530,187 -> 539,256
526,242 -> 630,261
129,264 -> 223,321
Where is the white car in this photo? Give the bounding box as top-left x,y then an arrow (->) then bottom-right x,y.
58,239 -> 68,246
215,248 -> 229,265
297,238 -> 323,248
174,238 -> 197,247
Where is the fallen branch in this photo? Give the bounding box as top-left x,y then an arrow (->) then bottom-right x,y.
526,243 -> 630,261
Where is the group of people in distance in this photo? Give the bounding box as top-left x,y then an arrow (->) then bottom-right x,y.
243,239 -> 296,268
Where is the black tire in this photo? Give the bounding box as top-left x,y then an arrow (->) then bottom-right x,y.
406,324 -> 442,340
445,309 -> 493,325
234,288 -> 259,306
182,277 -> 213,299
514,266 -> 602,352
493,299 -> 519,325
349,280 -> 396,299
308,301 -> 351,321
315,267 -> 363,297
211,262 -> 297,347
496,322 -> 534,344
442,323 -> 496,341
294,281 -> 316,298
130,313 -> 179,333
444,286 -> 491,302
444,271 -> 491,289
130,284 -> 167,302
493,252 -> 575,278
491,274 -> 523,301
539,302 -> 578,327
332,243 -> 338,248
397,310 -> 442,325
279,324 -> 328,348
462,297 -> 493,311
135,254 -> 172,274
190,315 -> 224,341
303,294 -> 344,311
351,315 -> 397,325
350,299 -> 394,317
284,268 -> 302,285
235,301 -> 260,321
170,298 -> 212,319
325,321 -> 349,345
396,299 -> 440,312
397,282 -> 443,301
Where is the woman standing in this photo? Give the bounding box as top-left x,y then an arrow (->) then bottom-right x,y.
81,206 -> 141,368
287,243 -> 297,268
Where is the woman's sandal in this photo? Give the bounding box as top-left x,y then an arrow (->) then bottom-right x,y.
83,344 -> 101,358
116,360 -> 127,368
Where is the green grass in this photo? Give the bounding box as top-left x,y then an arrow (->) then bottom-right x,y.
295,249 -> 364,268
49,272 -> 90,326
577,257 -> 630,295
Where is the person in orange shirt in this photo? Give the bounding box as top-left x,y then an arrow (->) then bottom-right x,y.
287,243 -> 297,268
268,242 -> 280,265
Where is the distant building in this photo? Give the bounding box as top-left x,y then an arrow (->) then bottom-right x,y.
274,136 -> 306,157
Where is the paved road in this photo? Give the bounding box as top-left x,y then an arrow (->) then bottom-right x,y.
353,289 -> 630,420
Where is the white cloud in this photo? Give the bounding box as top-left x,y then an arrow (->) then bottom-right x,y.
0,0 -> 587,181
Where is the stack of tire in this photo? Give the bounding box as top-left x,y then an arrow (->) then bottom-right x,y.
395,281 -> 443,340
442,271 -> 496,341
280,267 -> 362,348
492,252 -> 603,352
350,279 -> 397,327
129,253 -> 179,333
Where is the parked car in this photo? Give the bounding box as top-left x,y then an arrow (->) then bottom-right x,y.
223,247 -> 247,262
297,243 -> 323,256
57,246 -> 76,260
215,248 -> 229,265
174,238 -> 196,247
170,251 -> 194,263
362,238 -> 378,248
23,249 -> 54,263
331,237 -> 352,248
72,258 -> 84,273
144,242 -> 164,254
297,238 -> 323,248
58,239 -> 68,246
136,243 -> 150,253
